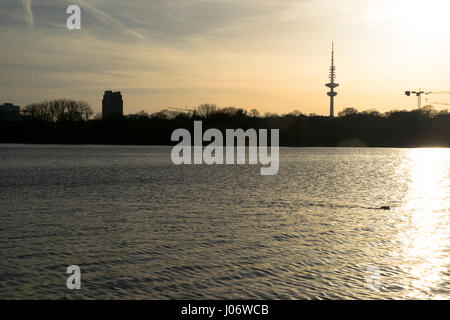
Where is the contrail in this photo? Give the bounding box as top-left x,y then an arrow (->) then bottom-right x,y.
22,0 -> 34,28
76,0 -> 145,41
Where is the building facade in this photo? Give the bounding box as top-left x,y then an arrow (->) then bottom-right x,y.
0,103 -> 21,121
102,91 -> 123,119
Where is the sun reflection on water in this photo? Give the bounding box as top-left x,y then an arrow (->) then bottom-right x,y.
397,149 -> 450,299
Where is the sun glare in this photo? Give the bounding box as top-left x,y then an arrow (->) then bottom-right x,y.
396,149 -> 450,298
369,0 -> 450,41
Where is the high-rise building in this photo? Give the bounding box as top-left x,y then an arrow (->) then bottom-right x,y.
0,103 -> 20,113
325,43 -> 339,118
0,103 -> 21,121
102,91 -> 123,119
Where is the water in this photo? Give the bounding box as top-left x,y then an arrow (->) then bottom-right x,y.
0,145 -> 448,299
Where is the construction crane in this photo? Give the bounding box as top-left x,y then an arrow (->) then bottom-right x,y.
426,101 -> 450,107
405,89 -> 450,108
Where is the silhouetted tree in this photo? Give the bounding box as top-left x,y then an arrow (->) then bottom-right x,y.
264,112 -> 279,118
249,108 -> 260,117
133,110 -> 150,119
360,109 -> 382,117
2,102 -> 449,147
338,107 -> 358,117
286,110 -> 305,117
23,99 -> 93,121
420,105 -> 438,118
196,104 -> 218,118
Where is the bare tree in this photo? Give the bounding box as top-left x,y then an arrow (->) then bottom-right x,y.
249,108 -> 260,117
151,109 -> 179,120
286,110 -> 304,117
361,109 -> 382,117
420,105 -> 438,118
196,104 -> 218,118
338,107 -> 358,117
24,99 -> 93,122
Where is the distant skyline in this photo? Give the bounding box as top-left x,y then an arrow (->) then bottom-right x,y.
2,0 -> 450,115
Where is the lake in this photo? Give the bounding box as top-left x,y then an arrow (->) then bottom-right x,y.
0,145 -> 448,299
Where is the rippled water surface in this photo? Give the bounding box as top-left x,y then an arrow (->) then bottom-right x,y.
0,145 -> 449,299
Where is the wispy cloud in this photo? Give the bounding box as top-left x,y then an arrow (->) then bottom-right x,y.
76,0 -> 146,41
22,0 -> 34,28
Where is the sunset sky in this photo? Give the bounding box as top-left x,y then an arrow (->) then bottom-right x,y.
2,0 -> 450,115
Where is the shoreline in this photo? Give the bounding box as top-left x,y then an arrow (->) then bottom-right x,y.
0,143 -> 449,149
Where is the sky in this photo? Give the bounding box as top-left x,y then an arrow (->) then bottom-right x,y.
2,0 -> 450,116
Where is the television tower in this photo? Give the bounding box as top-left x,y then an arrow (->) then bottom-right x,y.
326,42 -> 339,118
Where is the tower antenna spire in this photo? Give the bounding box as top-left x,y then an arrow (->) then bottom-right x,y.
326,42 -> 339,118
331,42 -> 334,79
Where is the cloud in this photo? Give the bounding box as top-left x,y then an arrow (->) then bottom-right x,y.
5,0 -> 405,115
22,0 -> 34,28
76,0 -> 146,41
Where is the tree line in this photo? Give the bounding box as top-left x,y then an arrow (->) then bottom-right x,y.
23,99 -> 93,121
1,100 -> 449,147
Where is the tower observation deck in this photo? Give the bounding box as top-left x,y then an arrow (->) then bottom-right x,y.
325,42 -> 339,118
